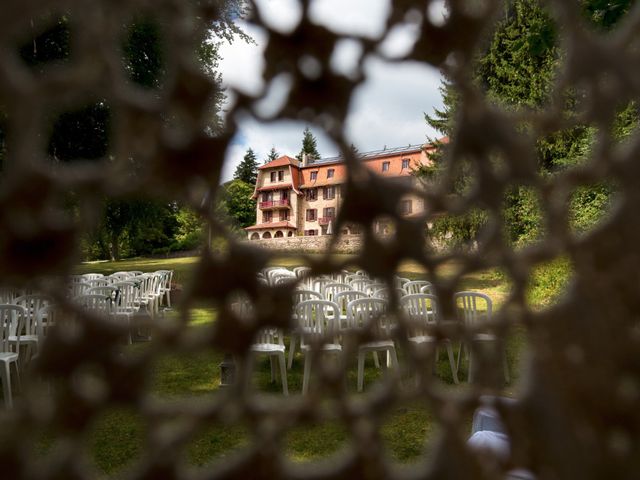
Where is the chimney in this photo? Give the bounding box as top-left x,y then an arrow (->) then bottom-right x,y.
302,153 -> 308,167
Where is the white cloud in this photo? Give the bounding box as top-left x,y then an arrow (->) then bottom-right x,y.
217,1 -> 445,182
310,0 -> 391,39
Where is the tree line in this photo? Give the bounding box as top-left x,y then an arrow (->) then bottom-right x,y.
421,0 -> 636,248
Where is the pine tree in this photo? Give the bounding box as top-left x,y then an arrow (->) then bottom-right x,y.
296,127 -> 320,161
234,148 -> 259,185
266,147 -> 279,162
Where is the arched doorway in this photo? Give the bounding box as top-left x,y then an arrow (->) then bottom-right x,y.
250,233 -> 260,240
275,231 -> 284,238
263,232 -> 272,239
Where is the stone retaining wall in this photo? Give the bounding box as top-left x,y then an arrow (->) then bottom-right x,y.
248,234 -> 364,253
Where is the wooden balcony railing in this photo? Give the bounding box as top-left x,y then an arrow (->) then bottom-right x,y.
259,199 -> 290,209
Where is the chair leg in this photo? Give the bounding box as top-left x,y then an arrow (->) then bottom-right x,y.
389,348 -> 398,368
287,334 -> 297,370
357,351 -> 365,392
278,353 -> 288,396
1,363 -> 12,409
373,351 -> 380,368
302,352 -> 311,395
12,361 -> 21,393
446,344 -> 459,384
269,356 -> 276,383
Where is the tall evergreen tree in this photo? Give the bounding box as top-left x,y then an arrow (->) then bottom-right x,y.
234,148 -> 259,184
266,147 -> 279,162
296,127 -> 320,161
422,0 -> 635,247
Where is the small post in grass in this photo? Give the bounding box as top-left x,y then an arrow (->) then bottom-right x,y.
219,353 -> 236,387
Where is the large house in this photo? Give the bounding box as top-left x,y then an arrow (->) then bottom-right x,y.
245,142 -> 440,240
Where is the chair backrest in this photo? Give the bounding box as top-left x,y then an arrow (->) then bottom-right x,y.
404,280 -> 432,295
86,278 -> 109,288
13,294 -> 52,336
253,328 -> 283,346
295,300 -> 341,345
333,290 -> 368,313
365,282 -> 387,296
400,294 -> 439,338
82,273 -> 104,282
311,277 -> 333,295
293,266 -> 311,278
292,289 -> 323,306
395,277 -> 410,289
35,304 -> 58,339
323,282 -> 352,302
346,298 -> 389,333
69,281 -> 92,298
111,281 -> 138,312
0,304 -> 25,351
78,294 -> 114,314
267,268 -> 291,285
454,292 -> 492,327
350,277 -> 373,293
274,273 -> 297,285
154,270 -> 173,290
87,286 -> 119,303
420,284 -> 435,295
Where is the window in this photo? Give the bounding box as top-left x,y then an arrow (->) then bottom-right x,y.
323,207 -> 335,219
263,211 -> 273,223
278,170 -> 284,181
306,188 -> 317,201
402,158 -> 410,169
327,168 -> 334,178
310,171 -> 318,181
262,192 -> 272,202
382,161 -> 390,172
306,209 -> 317,221
400,200 -> 412,215
270,171 -> 276,182
324,186 -> 335,200
279,210 -> 289,221
305,229 -> 317,236
281,190 -> 289,200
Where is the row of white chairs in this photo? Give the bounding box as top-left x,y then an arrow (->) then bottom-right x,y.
242,285 -> 507,395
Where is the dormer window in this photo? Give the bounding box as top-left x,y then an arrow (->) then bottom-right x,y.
327,168 -> 334,179
310,171 -> 318,181
382,161 -> 390,172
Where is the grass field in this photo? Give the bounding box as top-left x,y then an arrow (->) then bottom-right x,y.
69,255 -> 528,476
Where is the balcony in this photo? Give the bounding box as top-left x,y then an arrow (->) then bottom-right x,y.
259,199 -> 290,209
319,217 -> 334,225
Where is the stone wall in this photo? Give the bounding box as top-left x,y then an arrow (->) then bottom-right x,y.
248,234 -> 364,253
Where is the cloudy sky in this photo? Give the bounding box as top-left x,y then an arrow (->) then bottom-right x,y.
218,0 -> 446,181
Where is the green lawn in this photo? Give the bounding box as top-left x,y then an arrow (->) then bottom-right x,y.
67,255 -> 529,476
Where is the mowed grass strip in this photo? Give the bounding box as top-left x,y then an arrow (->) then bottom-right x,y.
67,255 -> 536,475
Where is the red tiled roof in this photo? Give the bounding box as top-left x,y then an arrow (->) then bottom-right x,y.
258,155 -> 299,170
245,221 -> 296,231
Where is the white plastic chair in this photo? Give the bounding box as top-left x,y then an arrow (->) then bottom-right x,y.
404,280 -> 432,295
323,282 -> 351,302
0,305 -> 24,408
155,270 -> 174,307
295,300 -> 342,394
347,298 -> 398,392
454,292 -> 509,383
249,328 -> 288,395
333,290 -> 368,330
12,295 -> 51,364
400,294 -> 458,384
287,289 -> 323,369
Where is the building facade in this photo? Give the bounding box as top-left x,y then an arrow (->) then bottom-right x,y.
245,143 -> 439,240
